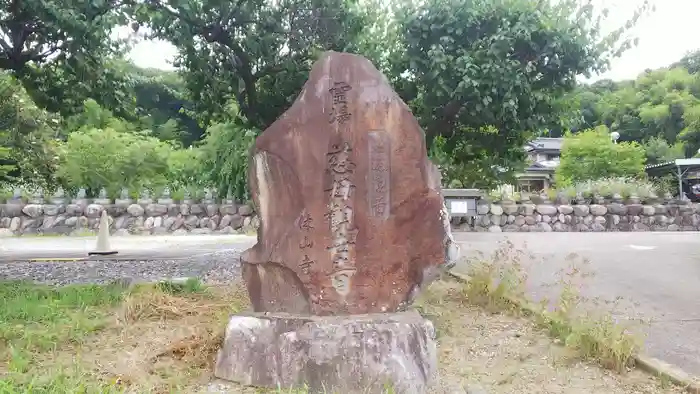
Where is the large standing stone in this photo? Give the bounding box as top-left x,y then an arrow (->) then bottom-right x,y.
239,51 -> 458,316
218,52 -> 450,392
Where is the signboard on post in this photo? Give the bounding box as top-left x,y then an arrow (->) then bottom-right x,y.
443,189 -> 481,218
449,200 -> 469,214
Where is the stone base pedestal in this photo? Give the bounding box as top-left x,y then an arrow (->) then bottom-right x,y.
214,310 -> 437,393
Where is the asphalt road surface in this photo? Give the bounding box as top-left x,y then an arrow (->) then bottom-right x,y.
452,231 -> 700,377
0,234 -> 257,261
1,231 -> 698,376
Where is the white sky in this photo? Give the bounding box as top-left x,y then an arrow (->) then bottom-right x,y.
126,0 -> 700,82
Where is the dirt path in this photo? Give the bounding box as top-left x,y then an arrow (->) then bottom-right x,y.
431,303 -> 676,393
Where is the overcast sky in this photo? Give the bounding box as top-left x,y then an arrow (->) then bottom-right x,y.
126,0 -> 699,82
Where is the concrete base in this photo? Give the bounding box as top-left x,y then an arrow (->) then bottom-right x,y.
214,310 -> 437,393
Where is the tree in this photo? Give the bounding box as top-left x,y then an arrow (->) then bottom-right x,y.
19,56 -> 139,120
196,106 -> 257,200
391,0 -> 649,189
63,98 -> 132,133
643,136 -> 685,165
1,0 -> 134,117
125,63 -> 203,145
672,50 -> 700,75
563,61 -> 700,158
135,0 -> 374,129
0,0 -> 128,72
0,72 -> 61,187
556,126 -> 646,185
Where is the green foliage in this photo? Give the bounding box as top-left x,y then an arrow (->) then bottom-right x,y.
197,120 -> 257,200
166,147 -> 204,190
0,129 -> 14,183
643,136 -> 685,165
138,0 -> 373,130
55,127 -> 173,196
0,0 -> 129,72
63,99 -> 133,134
0,0 -> 135,120
0,73 -> 61,188
0,0 -> 655,196
555,177 -> 660,200
394,0 -> 648,187
124,61 -> 204,145
155,278 -> 205,295
50,97 -> 206,195
556,126 -> 646,185
561,49 -> 700,159
429,129 -> 520,189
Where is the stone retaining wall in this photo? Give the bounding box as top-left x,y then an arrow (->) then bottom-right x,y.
0,198 -> 260,236
452,199 -> 700,232
4,195 -> 698,236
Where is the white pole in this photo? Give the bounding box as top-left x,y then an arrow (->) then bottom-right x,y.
677,164 -> 683,200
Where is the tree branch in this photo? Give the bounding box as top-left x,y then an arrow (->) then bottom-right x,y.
253,52 -> 310,80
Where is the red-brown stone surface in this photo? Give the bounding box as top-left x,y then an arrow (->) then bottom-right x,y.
241,51 -> 455,316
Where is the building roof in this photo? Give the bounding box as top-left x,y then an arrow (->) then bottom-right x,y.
524,137 -> 564,152
645,158 -> 700,170
645,158 -> 700,175
530,160 -> 559,169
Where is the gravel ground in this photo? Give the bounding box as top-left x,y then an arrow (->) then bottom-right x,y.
0,249 -> 244,286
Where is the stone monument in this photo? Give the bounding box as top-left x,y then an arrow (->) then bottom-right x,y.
215,51 -> 459,393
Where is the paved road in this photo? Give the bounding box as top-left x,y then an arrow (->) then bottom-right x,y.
2,232 -> 698,377
452,232 -> 700,377
0,234 -> 257,261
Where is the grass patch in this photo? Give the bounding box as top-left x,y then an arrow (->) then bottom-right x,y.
0,281 -> 128,354
442,240 -> 644,373
0,278 -> 249,393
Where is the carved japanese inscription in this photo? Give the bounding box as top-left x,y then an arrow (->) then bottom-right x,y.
240,51 -> 458,316
368,130 -> 391,219
325,140 -> 357,297
329,82 -> 352,125
297,209 -> 315,275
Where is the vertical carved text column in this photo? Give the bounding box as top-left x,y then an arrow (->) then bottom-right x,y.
326,81 -> 358,302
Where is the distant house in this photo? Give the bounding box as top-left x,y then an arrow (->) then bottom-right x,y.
516,137 -> 563,192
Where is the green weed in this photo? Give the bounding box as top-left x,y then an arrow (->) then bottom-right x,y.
0,281 -> 128,352
448,241 -> 643,373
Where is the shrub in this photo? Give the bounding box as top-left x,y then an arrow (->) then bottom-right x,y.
556,126 -> 646,185
557,177 -> 661,199
197,121 -> 256,201
166,147 -> 204,190
0,130 -> 14,184
56,127 -> 173,196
